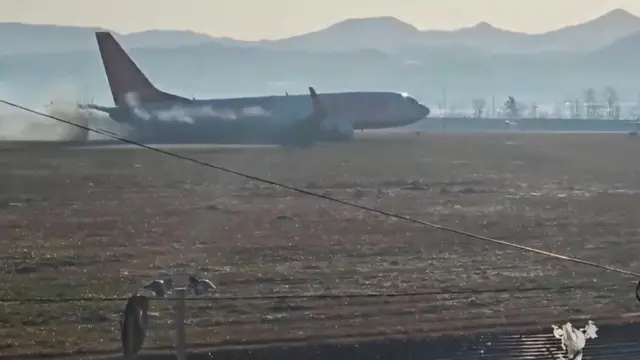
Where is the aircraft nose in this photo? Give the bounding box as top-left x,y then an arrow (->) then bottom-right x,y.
414,103 -> 429,119
421,104 -> 430,117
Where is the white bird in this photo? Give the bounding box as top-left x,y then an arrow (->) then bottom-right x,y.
187,276 -> 216,296
142,278 -> 173,297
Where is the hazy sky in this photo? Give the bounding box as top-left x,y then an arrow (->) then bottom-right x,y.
2,0 -> 640,40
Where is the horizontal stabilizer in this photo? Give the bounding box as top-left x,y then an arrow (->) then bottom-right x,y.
79,104 -> 112,112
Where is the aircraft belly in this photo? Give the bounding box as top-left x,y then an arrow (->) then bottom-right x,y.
127,118 -> 288,144
355,118 -> 418,130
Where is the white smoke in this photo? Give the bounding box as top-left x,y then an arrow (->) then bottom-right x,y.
155,105 -> 195,123
195,106 -> 237,120
0,82 -> 129,141
124,91 -> 153,121
153,104 -> 271,123
241,106 -> 271,117
122,91 -> 272,124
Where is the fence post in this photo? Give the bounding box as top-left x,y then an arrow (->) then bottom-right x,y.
174,288 -> 187,360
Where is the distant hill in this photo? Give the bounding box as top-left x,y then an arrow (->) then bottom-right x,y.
262,16 -> 426,52
582,28 -> 640,69
596,28 -> 640,55
1,8 -> 639,55
414,8 -> 640,53
1,29 -> 638,107
0,23 -> 223,56
533,9 -> 640,52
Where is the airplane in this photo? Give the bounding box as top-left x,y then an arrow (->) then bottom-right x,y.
82,32 -> 430,145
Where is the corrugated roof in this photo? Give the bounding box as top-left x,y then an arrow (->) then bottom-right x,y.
182,322 -> 640,360
464,332 -> 640,359
45,321 -> 640,360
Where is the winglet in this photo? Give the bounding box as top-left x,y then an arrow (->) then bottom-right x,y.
309,87 -> 327,118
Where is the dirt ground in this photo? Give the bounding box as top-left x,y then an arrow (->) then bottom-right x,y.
1,132 -> 640,357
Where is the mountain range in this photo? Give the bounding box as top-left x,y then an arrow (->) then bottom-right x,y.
1,8 -> 640,55
1,9 -> 639,106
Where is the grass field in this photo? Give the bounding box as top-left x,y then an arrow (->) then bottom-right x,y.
1,132 -> 640,357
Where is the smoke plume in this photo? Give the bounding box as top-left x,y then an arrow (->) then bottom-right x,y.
122,91 -> 272,124
0,83 -> 129,141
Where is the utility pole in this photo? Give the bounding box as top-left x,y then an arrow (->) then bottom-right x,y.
492,96 -> 495,117
442,88 -> 447,117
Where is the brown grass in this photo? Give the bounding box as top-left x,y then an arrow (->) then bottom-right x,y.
1,132 -> 640,357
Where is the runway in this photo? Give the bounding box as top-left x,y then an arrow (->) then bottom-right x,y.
0,128 -> 637,153
71,143 -> 282,150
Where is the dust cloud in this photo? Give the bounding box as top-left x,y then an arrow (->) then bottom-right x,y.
0,83 -> 129,142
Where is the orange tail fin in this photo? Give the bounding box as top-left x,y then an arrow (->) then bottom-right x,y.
95,32 -> 189,107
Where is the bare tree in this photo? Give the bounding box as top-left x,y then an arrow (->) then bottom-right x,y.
529,103 -> 539,118
604,86 -> 618,103
435,101 -> 445,117
584,88 -> 596,103
504,96 -> 521,118
583,88 -> 597,118
552,103 -> 564,118
603,86 -> 618,118
449,103 -> 459,117
472,98 -> 486,118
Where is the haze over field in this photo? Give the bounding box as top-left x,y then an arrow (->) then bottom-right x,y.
0,6 -> 640,109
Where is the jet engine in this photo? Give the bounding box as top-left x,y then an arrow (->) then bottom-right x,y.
319,118 -> 354,142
